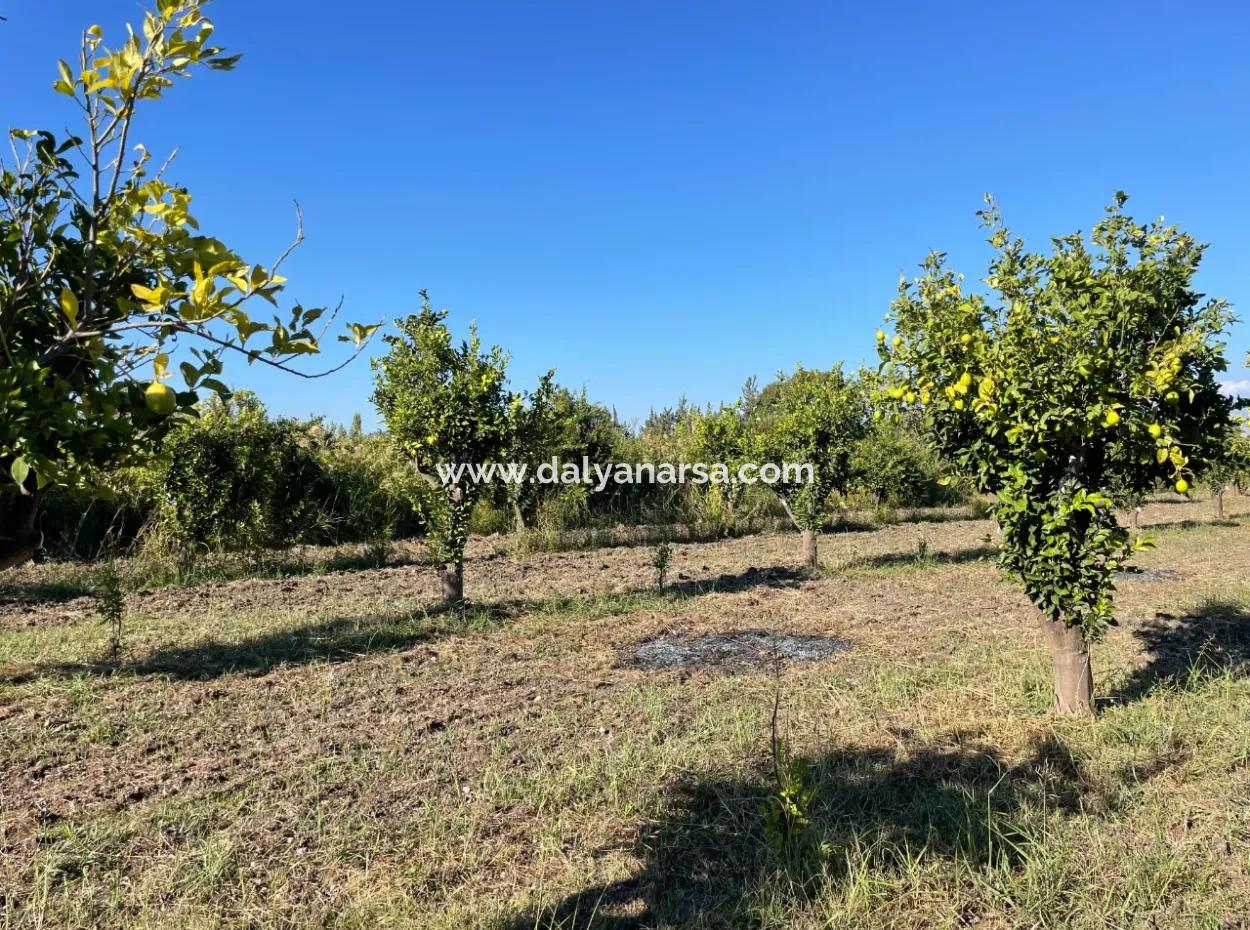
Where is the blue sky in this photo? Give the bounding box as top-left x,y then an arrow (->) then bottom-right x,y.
4,0 -> 1249,428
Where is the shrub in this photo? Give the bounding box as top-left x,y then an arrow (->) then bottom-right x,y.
159,393 -> 330,554
850,417 -> 951,508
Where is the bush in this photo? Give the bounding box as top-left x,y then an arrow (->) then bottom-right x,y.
849,419 -> 954,508
312,433 -> 426,544
158,393 -> 331,553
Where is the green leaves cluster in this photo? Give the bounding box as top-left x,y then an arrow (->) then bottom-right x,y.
159,393 -> 328,553
2,0 -> 378,506
370,295 -> 511,567
879,194 -> 1234,640
747,365 -> 869,530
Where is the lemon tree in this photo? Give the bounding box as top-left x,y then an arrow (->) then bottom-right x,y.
1201,418 -> 1250,519
748,365 -> 868,568
370,296 -> 511,607
0,1 -> 377,570
879,194 -> 1235,714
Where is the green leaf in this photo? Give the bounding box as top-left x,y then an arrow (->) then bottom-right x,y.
10,457 -> 30,486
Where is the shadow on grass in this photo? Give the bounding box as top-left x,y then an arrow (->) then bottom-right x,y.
1,565 -> 808,684
1140,517 -> 1243,533
0,576 -> 96,606
0,608 -> 456,685
839,544 -> 997,573
499,734 -> 1093,929
1113,598 -> 1250,703
661,565 -> 808,599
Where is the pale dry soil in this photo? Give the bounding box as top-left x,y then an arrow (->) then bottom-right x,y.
2,495 -> 1249,929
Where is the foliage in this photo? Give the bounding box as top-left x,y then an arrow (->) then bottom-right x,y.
1200,418 -> 1250,494
849,412 -> 952,508
879,193 -> 1234,642
158,393 -> 329,553
748,365 -> 868,530
690,404 -> 750,524
93,558 -> 127,661
652,542 -> 673,592
370,295 -> 510,570
312,431 -> 426,544
0,0 -> 375,568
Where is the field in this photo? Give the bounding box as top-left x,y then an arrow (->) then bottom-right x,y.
2,495 -> 1249,929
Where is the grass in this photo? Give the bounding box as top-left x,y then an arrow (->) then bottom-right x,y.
1,493 -> 1249,927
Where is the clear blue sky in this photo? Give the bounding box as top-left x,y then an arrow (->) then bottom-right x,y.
4,0 -> 1249,428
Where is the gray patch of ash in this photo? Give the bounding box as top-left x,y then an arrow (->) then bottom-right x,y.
1115,569 -> 1179,584
631,629 -> 851,671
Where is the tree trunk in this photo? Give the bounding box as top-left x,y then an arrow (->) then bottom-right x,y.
801,529 -> 818,569
441,561 -> 464,608
1130,507 -> 1141,530
1214,489 -> 1225,521
0,488 -> 43,572
512,500 -> 526,532
1037,615 -> 1094,715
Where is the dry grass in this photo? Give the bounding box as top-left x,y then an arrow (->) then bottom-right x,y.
1,493 -> 1249,928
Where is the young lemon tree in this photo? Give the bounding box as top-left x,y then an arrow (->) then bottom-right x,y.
879,194 -> 1234,714
370,296 -> 510,607
749,365 -> 868,568
1201,419 -> 1250,519
0,0 -> 376,570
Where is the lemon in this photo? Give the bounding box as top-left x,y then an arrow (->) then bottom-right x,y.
892,335 -> 903,348
1148,423 -> 1162,439
953,399 -> 965,411
1165,391 -> 1180,404
1175,478 -> 1190,494
876,330 -> 886,343
960,333 -> 972,345
904,391 -> 916,404
144,382 -> 176,416
1103,409 -> 1120,427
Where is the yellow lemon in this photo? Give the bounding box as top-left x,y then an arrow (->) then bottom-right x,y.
892,335 -> 903,348
960,333 -> 972,345
953,398 -> 965,411
1175,478 -> 1190,494
144,382 -> 176,416
876,330 -> 886,342
1148,423 -> 1162,439
904,391 -> 916,404
1103,409 -> 1120,427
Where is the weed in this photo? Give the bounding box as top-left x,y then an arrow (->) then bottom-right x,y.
652,542 -> 673,592
92,560 -> 126,662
